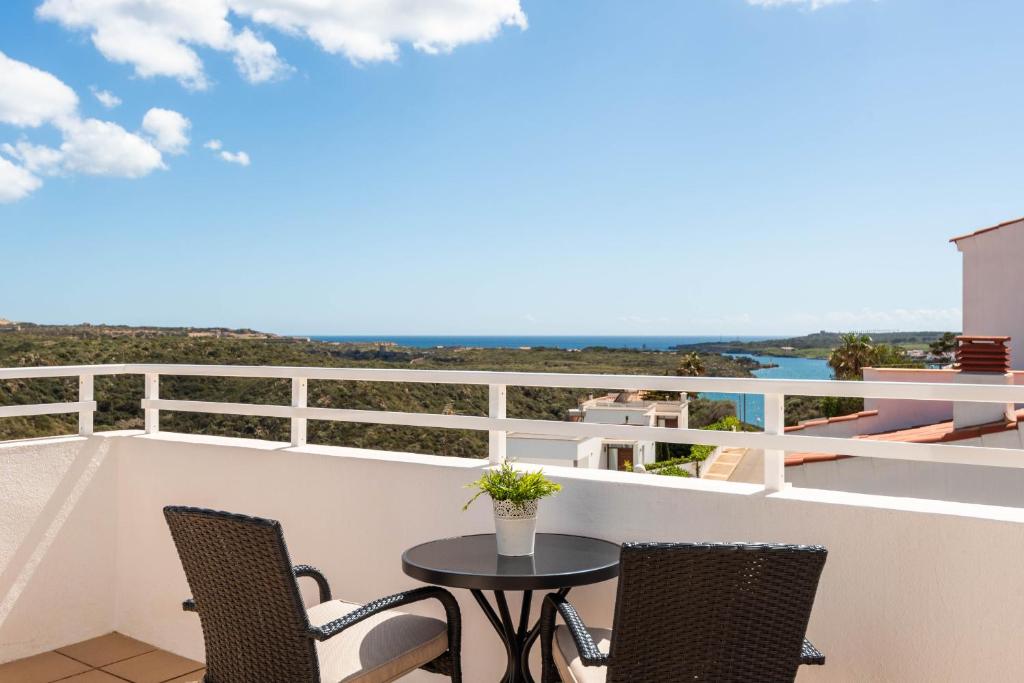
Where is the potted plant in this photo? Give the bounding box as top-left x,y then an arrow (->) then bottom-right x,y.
464,462 -> 562,556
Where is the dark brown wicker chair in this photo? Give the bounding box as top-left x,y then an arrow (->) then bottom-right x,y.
540,542 -> 827,683
164,506 -> 461,683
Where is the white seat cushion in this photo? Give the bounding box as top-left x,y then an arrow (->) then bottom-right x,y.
308,599 -> 448,683
551,624 -> 611,683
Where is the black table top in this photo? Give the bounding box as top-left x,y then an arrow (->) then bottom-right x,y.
402,533 -> 620,591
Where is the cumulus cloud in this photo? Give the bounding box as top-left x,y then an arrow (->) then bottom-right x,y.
91,87 -> 122,108
0,50 -> 78,127
746,0 -> 851,8
219,149 -> 250,166
60,118 -> 166,177
0,51 -> 184,201
36,0 -> 526,88
141,107 -> 191,154
203,139 -> 223,150
0,156 -> 42,203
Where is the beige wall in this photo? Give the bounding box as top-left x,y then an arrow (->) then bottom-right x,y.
7,432 -> 1024,681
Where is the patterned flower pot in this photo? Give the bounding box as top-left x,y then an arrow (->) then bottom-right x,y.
493,499 -> 539,556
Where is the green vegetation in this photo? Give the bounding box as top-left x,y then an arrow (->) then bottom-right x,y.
678,330 -> 956,360
0,323 -> 757,456
463,462 -> 562,509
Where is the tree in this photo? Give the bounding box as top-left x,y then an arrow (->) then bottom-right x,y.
929,332 -> 957,357
871,343 -> 911,368
827,333 -> 875,380
676,352 -> 705,377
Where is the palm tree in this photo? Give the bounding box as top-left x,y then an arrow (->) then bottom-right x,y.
676,352 -> 705,378
828,333 -> 874,380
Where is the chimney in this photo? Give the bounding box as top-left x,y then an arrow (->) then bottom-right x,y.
952,336 -> 1014,429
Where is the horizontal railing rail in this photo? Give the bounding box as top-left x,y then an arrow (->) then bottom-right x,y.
5,363 -> 1024,490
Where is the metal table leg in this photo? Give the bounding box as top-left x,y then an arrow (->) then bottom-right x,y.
471,588 -> 571,683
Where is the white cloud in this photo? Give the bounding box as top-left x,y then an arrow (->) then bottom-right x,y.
0,50 -> 78,127
203,139 -> 223,150
142,108 -> 191,154
219,149 -> 250,166
0,156 -> 42,203
36,0 -> 526,88
0,52 -> 185,202
1,140 -> 64,175
59,117 -> 165,177
232,27 -> 291,83
746,0 -> 851,8
91,87 -> 122,108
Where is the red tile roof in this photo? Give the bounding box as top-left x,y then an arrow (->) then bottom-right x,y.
784,409 -> 1023,467
784,410 -> 878,433
949,216 -> 1024,243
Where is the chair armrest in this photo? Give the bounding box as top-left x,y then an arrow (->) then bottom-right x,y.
306,586 -> 460,642
540,593 -> 609,667
180,564 -> 331,613
801,638 -> 825,665
294,564 -> 332,603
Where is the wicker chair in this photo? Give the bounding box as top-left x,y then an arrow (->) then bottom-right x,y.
540,542 -> 827,683
163,506 -> 461,683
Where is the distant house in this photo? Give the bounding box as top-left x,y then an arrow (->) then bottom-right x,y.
509,390 -> 688,471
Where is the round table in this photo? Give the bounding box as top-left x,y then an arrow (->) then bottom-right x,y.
402,533 -> 620,683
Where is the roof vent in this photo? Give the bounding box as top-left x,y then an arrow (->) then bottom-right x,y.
955,336 -> 1010,374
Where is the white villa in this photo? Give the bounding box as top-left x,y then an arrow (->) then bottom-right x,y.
508,390 -> 688,470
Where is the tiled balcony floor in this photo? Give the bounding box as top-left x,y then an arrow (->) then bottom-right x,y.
0,633 -> 204,683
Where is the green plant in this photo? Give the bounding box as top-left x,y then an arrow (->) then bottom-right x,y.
652,465 -> 691,477
463,462 -> 562,510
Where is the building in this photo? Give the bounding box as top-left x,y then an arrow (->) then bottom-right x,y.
509,390 -> 688,471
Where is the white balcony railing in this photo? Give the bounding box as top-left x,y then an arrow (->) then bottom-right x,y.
4,363 -> 1024,491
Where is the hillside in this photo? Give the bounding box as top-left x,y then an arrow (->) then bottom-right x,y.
0,325 -> 759,457
677,330 -> 955,359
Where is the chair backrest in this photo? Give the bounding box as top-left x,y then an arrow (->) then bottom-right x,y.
606,542 -> 827,683
163,506 -> 320,683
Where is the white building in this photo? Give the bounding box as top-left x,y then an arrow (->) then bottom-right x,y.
509,390 -> 688,471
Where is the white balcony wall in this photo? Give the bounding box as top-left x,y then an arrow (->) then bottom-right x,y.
0,435 -> 119,662
5,432 -> 1024,680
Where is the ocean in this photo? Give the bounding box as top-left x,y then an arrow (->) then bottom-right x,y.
308,335 -> 782,349
703,353 -> 833,426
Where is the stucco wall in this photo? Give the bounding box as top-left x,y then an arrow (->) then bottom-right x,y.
862,368 -> 955,433
958,224 -> 1024,368
8,432 -> 1024,681
0,435 -> 120,662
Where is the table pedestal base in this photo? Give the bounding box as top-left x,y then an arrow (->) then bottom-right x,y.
470,587 -> 570,683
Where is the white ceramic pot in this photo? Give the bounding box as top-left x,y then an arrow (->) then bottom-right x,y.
493,499 -> 539,556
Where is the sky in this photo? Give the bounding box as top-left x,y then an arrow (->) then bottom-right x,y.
0,0 -> 1021,336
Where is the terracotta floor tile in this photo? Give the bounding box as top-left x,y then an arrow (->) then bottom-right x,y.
57,633 -> 156,668
57,671 -> 128,683
100,651 -> 203,683
162,670 -> 205,683
0,651 -> 90,683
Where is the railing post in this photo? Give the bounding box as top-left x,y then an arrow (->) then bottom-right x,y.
144,373 -> 159,434
78,374 -> 93,436
763,392 -> 785,492
291,377 -> 308,447
488,384 -> 507,465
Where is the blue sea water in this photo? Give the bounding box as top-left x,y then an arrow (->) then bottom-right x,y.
308,335 -> 782,349
703,353 -> 833,427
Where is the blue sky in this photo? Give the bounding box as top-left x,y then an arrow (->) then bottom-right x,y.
1,0 -> 1021,335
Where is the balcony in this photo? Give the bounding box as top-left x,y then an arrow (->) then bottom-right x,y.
3,363 -> 1024,680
